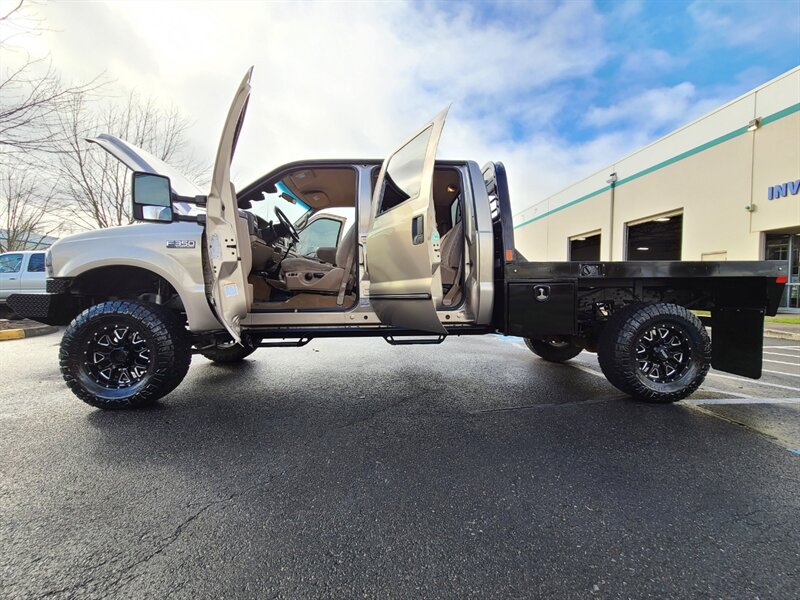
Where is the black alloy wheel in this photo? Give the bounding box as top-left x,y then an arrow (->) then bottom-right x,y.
60,300 -> 192,409
597,303 -> 711,403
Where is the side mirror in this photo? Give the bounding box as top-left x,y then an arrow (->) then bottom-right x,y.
132,172 -> 174,223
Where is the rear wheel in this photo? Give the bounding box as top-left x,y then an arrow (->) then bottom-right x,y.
59,300 -> 191,409
199,340 -> 256,363
597,303 -> 710,403
523,337 -> 582,363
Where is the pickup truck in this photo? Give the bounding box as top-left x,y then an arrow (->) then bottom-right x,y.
0,251 -> 47,305
7,70 -> 787,410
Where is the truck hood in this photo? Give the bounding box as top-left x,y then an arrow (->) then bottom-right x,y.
87,134 -> 203,199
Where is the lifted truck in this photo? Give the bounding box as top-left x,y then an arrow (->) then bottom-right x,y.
8,70 -> 787,409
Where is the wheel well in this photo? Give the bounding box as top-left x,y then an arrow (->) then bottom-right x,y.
72,266 -> 185,314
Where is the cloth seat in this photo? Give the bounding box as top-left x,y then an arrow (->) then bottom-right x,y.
281,225 -> 356,294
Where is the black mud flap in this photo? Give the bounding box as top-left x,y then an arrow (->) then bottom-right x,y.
711,308 -> 764,379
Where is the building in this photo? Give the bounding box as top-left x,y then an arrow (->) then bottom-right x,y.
0,230 -> 59,251
513,67 -> 800,311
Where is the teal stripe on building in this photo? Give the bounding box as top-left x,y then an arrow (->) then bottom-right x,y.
514,102 -> 800,230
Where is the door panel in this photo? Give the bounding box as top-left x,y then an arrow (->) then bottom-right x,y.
205,68 -> 253,342
366,108 -> 448,333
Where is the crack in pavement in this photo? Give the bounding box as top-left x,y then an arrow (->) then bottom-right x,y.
36,475 -> 282,599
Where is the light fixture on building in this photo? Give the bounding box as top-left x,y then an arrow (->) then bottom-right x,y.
637,247 -> 650,251
654,217 -> 671,222
606,172 -> 618,184
747,118 -> 761,131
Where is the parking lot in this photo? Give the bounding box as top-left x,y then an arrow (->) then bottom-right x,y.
1,331 -> 798,598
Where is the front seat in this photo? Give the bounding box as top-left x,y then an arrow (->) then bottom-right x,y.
281,225 -> 357,295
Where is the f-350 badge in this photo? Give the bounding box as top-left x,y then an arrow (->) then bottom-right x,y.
166,240 -> 196,249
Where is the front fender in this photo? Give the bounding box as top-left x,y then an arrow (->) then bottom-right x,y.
53,225 -> 221,332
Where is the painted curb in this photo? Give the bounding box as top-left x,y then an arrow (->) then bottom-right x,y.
764,328 -> 800,342
0,325 -> 59,341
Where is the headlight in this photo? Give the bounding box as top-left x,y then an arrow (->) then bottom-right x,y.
45,249 -> 53,277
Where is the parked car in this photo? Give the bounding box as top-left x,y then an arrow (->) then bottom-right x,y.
0,251 -> 48,304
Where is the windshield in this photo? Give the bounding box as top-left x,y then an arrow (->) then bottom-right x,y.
246,179 -> 312,226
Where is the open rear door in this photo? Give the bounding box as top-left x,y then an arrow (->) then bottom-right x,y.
204,68 -> 253,343
366,108 -> 449,334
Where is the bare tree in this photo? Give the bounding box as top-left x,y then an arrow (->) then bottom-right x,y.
52,90 -> 206,230
0,158 -> 59,251
0,1 -> 104,156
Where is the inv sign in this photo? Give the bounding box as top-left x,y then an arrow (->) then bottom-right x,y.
768,179 -> 800,200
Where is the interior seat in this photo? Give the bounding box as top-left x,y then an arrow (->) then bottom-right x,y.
280,225 -> 357,295
439,219 -> 463,287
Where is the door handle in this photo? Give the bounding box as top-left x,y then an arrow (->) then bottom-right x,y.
412,215 -> 424,245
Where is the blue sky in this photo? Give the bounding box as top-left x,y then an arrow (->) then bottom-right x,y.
6,0 -> 800,213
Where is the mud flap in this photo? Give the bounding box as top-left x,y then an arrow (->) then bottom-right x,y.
711,308 -> 764,379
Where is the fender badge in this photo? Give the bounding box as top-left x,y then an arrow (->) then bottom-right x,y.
166,240 -> 196,249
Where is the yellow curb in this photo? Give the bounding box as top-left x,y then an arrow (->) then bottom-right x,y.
0,328 -> 25,341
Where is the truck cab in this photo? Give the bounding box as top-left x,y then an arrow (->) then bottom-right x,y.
0,250 -> 47,304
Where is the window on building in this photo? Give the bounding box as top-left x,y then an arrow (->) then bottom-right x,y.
626,214 -> 683,261
569,233 -> 601,261
765,232 -> 800,310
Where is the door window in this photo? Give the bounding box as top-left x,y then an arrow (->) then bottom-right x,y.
27,253 -> 45,272
377,125 -> 433,214
0,254 -> 23,273
295,218 -> 342,258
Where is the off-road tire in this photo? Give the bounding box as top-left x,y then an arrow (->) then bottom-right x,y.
59,300 -> 191,409
524,338 -> 582,362
199,341 -> 256,363
597,303 -> 711,403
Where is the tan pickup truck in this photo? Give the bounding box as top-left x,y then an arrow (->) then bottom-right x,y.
8,69 -> 787,410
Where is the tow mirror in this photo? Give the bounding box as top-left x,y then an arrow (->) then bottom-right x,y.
132,172 -> 174,223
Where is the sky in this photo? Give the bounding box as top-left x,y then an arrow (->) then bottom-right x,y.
3,0 -> 800,215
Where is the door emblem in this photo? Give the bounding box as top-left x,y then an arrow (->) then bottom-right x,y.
534,285 -> 550,302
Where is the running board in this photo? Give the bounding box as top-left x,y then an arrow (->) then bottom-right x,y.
383,335 -> 446,346
253,338 -> 313,348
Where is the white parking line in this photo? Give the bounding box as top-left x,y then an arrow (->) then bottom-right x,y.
765,351 -> 800,358
763,369 -> 800,378
764,359 -> 800,367
708,371 -> 800,391
764,345 -> 800,351
570,363 -> 605,378
684,398 -> 800,405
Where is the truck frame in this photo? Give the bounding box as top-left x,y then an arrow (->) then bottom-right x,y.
7,70 -> 787,409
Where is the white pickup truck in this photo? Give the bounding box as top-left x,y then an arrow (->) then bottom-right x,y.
0,251 -> 48,305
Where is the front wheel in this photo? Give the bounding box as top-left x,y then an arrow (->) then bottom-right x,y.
524,337 -> 582,363
597,303 -> 711,403
59,300 -> 192,409
199,340 -> 256,363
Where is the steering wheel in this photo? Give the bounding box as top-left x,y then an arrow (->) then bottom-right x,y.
274,206 -> 300,242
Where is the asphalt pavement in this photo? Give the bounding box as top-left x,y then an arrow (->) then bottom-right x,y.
1,331 -> 798,599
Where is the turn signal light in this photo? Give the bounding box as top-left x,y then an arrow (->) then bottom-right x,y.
776,276 -> 788,284
505,248 -> 514,262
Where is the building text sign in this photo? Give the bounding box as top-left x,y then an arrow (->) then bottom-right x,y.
768,179 -> 800,200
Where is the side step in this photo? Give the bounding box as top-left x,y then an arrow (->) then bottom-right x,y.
383,335 -> 446,346
253,337 -> 313,348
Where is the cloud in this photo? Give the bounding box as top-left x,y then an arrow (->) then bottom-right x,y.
3,0 -> 797,222
688,0 -> 800,50
583,82 -> 723,135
